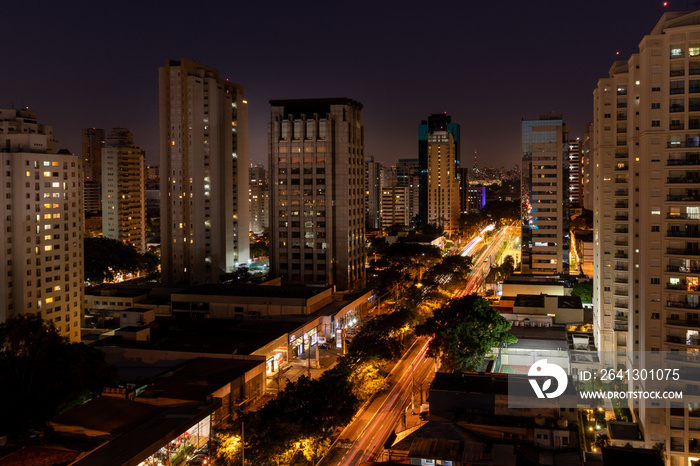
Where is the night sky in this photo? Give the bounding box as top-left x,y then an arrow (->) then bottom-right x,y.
1,0 -> 677,169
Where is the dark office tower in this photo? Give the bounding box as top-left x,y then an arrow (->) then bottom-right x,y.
521,114 -> 570,275
249,164 -> 269,235
82,128 -> 104,215
418,113 -> 461,232
159,59 -> 250,285
269,98 -> 365,291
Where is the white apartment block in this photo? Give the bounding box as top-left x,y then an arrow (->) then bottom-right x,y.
594,11 -> 700,464
159,59 -> 250,285
268,98 -> 366,291
0,109 -> 83,342
102,128 -> 146,252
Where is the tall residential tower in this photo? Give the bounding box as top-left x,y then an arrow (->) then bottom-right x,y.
102,128 -> 146,252
418,114 -> 461,232
159,59 -> 249,285
0,109 -> 83,342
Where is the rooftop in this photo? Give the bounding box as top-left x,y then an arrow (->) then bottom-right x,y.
140,358 -> 262,402
174,283 -> 330,300
96,317 -> 298,356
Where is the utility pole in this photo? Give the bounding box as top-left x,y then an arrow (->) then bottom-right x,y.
315,337 -> 319,369
411,362 -> 416,414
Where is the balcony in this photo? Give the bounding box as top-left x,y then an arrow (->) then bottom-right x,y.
614,289 -> 628,297
667,335 -> 700,346
667,265 -> 700,273
670,104 -> 686,112
668,213 -> 700,220
668,194 -> 700,201
667,300 -> 700,309
615,252 -> 629,259
671,70 -> 686,77
614,278 -> 629,284
614,227 -> 629,233
668,248 -> 700,256
614,322 -> 628,331
614,177 -> 628,183
614,189 -> 629,196
615,215 -> 629,221
668,141 -> 700,148
667,281 -> 700,290
614,202 -> 629,209
615,152 -> 629,159
668,176 -> 700,183
667,230 -> 700,237
615,265 -> 629,271
668,155 -> 700,166
614,240 -> 629,246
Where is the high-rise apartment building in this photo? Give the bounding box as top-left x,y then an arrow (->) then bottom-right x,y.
159,59 -> 250,285
593,12 -> 700,463
102,128 -> 146,252
521,115 -> 570,275
381,186 -> 409,228
365,155 -> 382,230
249,164 -> 268,235
268,98 -> 365,291
0,109 -> 83,342
568,139 -> 582,211
581,124 -> 594,211
396,158 -> 420,223
418,114 -> 461,232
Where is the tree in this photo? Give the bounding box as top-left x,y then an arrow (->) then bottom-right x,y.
482,200 -> 520,223
84,237 -> 158,283
571,280 -> 593,304
500,255 -> 515,278
0,315 -> 115,434
415,294 -> 517,372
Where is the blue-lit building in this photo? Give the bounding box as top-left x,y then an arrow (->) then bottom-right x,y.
418,113 -> 461,230
521,115 -> 570,274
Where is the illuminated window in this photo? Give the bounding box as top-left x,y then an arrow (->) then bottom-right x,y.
43,171 -> 51,177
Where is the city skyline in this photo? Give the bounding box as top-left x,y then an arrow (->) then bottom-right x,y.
1,0 -> 671,169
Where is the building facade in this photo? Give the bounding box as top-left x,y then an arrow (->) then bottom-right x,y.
249,164 -> 268,235
82,128 -> 104,215
102,128 -> 146,252
593,12 -> 700,464
268,98 -> 366,291
0,109 -> 83,342
364,155 -> 382,230
159,59 -> 250,285
568,139 -> 582,211
418,114 -> 461,232
521,115 -> 570,275
381,186 -> 409,229
395,158 -> 420,223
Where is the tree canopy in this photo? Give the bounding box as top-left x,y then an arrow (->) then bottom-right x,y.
84,237 -> 158,283
0,315 -> 115,434
571,280 -> 593,304
415,294 -> 517,372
